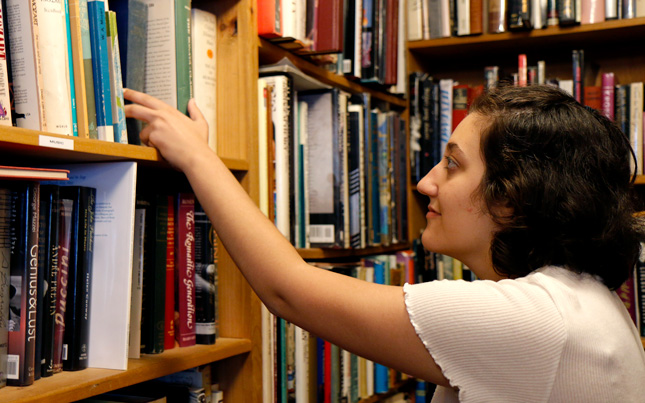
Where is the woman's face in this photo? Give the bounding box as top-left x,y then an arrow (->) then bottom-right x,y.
416,113 -> 503,280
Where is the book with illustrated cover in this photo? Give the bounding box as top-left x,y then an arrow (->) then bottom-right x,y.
7,181 -> 40,386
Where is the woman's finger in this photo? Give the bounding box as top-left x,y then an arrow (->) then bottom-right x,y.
123,88 -> 171,111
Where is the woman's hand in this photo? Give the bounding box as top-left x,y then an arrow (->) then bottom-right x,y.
124,88 -> 211,172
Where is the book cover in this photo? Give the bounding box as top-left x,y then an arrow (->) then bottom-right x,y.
601,72 -> 615,121
194,202 -> 217,345
300,89 -> 344,248
36,185 -> 61,378
87,0 -> 114,141
106,10 -> 128,144
140,193 -> 167,354
259,74 -> 292,242
112,0 -> 148,145
191,8 -> 217,152
54,161 -> 137,370
0,165 -> 69,181
128,207 -> 144,359
52,196 -> 72,374
60,185 -> 95,372
36,0 -> 74,136
257,0 -> 283,38
0,0 -> 13,126
141,0 -> 177,109
164,195 -> 175,350
6,0 -> 47,131
175,0 -> 192,116
0,187 -> 11,387
69,0 -> 91,138
7,181 -> 39,386
175,192 -> 196,347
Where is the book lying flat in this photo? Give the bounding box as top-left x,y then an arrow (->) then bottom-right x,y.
0,166 -> 70,181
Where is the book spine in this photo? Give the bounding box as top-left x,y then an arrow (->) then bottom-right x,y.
105,10 -> 128,144
175,0 -> 192,116
64,0 -> 78,137
257,0 -> 282,38
87,0 -> 114,142
37,185 -> 60,378
572,49 -> 584,103
601,72 -> 615,121
194,203 -> 217,345
0,188 -> 11,388
128,207 -> 145,358
164,195 -> 175,350
376,112 -> 391,246
52,198 -> 73,373
36,0 -> 74,136
78,0 -> 98,139
191,8 -> 217,152
0,1 -> 13,126
61,186 -> 95,371
7,182 -> 39,386
175,193 -> 196,347
6,0 -> 46,131
69,0 -> 91,138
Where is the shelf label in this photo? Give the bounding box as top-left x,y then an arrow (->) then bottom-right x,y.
39,135 -> 74,150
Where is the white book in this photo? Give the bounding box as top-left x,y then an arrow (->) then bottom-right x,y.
348,103 -> 366,249
531,0 -> 548,28
439,78 -> 454,159
0,1 -> 13,126
353,0 -> 363,78
281,0 -> 297,40
393,0 -> 407,95
298,101 -> 310,249
54,161 -> 138,370
456,0 -> 470,35
629,82 -> 643,175
407,0 -> 424,41
258,79 -> 270,218
261,75 -> 291,241
558,79 -> 574,97
191,8 -> 217,152
339,92 -> 349,248
37,0 -> 74,136
294,325 -> 310,402
6,0 -> 46,131
141,0 -> 177,108
128,208 -> 145,359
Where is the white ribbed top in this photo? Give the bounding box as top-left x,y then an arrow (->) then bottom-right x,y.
403,266 -> 645,403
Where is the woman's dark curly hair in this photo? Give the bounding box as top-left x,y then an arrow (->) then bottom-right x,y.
469,84 -> 645,290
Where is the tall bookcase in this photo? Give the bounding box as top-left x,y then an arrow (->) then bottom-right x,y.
0,0 -> 263,401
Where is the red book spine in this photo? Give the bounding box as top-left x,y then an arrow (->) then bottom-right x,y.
518,54 -> 527,87
314,0 -> 344,53
164,195 -> 176,350
174,193 -> 196,347
257,0 -> 282,38
52,198 -> 73,373
601,72 -> 615,121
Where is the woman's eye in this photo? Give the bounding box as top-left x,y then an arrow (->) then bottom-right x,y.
444,156 -> 459,170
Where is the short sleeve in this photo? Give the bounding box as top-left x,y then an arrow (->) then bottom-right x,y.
403,279 -> 567,403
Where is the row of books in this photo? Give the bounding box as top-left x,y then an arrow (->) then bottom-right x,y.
0,1 -> 217,150
0,162 -> 219,388
258,62 -> 409,250
407,0 -> 645,41
267,251 -> 417,402
258,0 -> 406,91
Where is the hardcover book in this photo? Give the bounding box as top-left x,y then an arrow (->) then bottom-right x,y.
69,0 -> 92,138
52,197 -> 73,374
191,8 -> 217,152
164,195 -> 176,350
128,207 -> 145,358
0,187 -> 11,387
60,185 -> 96,372
175,192 -> 196,347
106,10 -> 128,144
87,0 -> 115,141
194,202 -> 218,345
257,0 -> 283,38
7,181 -> 40,386
0,0 -> 13,126
175,0 -> 193,117
601,72 -> 615,121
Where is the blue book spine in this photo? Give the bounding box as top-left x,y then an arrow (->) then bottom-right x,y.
106,10 -> 128,144
372,258 -> 389,393
64,0 -> 78,136
87,0 -> 114,142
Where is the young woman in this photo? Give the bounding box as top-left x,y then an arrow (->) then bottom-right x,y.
124,84 -> 645,401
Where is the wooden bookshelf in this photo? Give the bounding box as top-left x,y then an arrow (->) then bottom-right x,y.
0,339 -> 251,402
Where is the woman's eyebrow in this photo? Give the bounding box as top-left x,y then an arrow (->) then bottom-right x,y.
446,142 -> 465,156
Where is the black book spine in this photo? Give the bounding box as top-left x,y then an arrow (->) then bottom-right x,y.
194,202 -> 217,345
61,186 -> 95,371
7,182 -> 39,386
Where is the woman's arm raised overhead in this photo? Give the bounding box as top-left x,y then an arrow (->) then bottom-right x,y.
123,88 -> 450,387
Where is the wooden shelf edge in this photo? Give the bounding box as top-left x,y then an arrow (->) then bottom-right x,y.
0,127 -> 249,172
408,17 -> 645,51
258,38 -> 407,108
298,243 -> 412,260
0,338 -> 252,403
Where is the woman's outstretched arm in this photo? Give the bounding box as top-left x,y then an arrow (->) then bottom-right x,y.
123,88 -> 450,387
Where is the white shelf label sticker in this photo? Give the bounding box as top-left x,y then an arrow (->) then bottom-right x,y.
39,135 -> 74,150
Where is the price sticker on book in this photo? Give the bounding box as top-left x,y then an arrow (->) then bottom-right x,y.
39,135 -> 74,150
